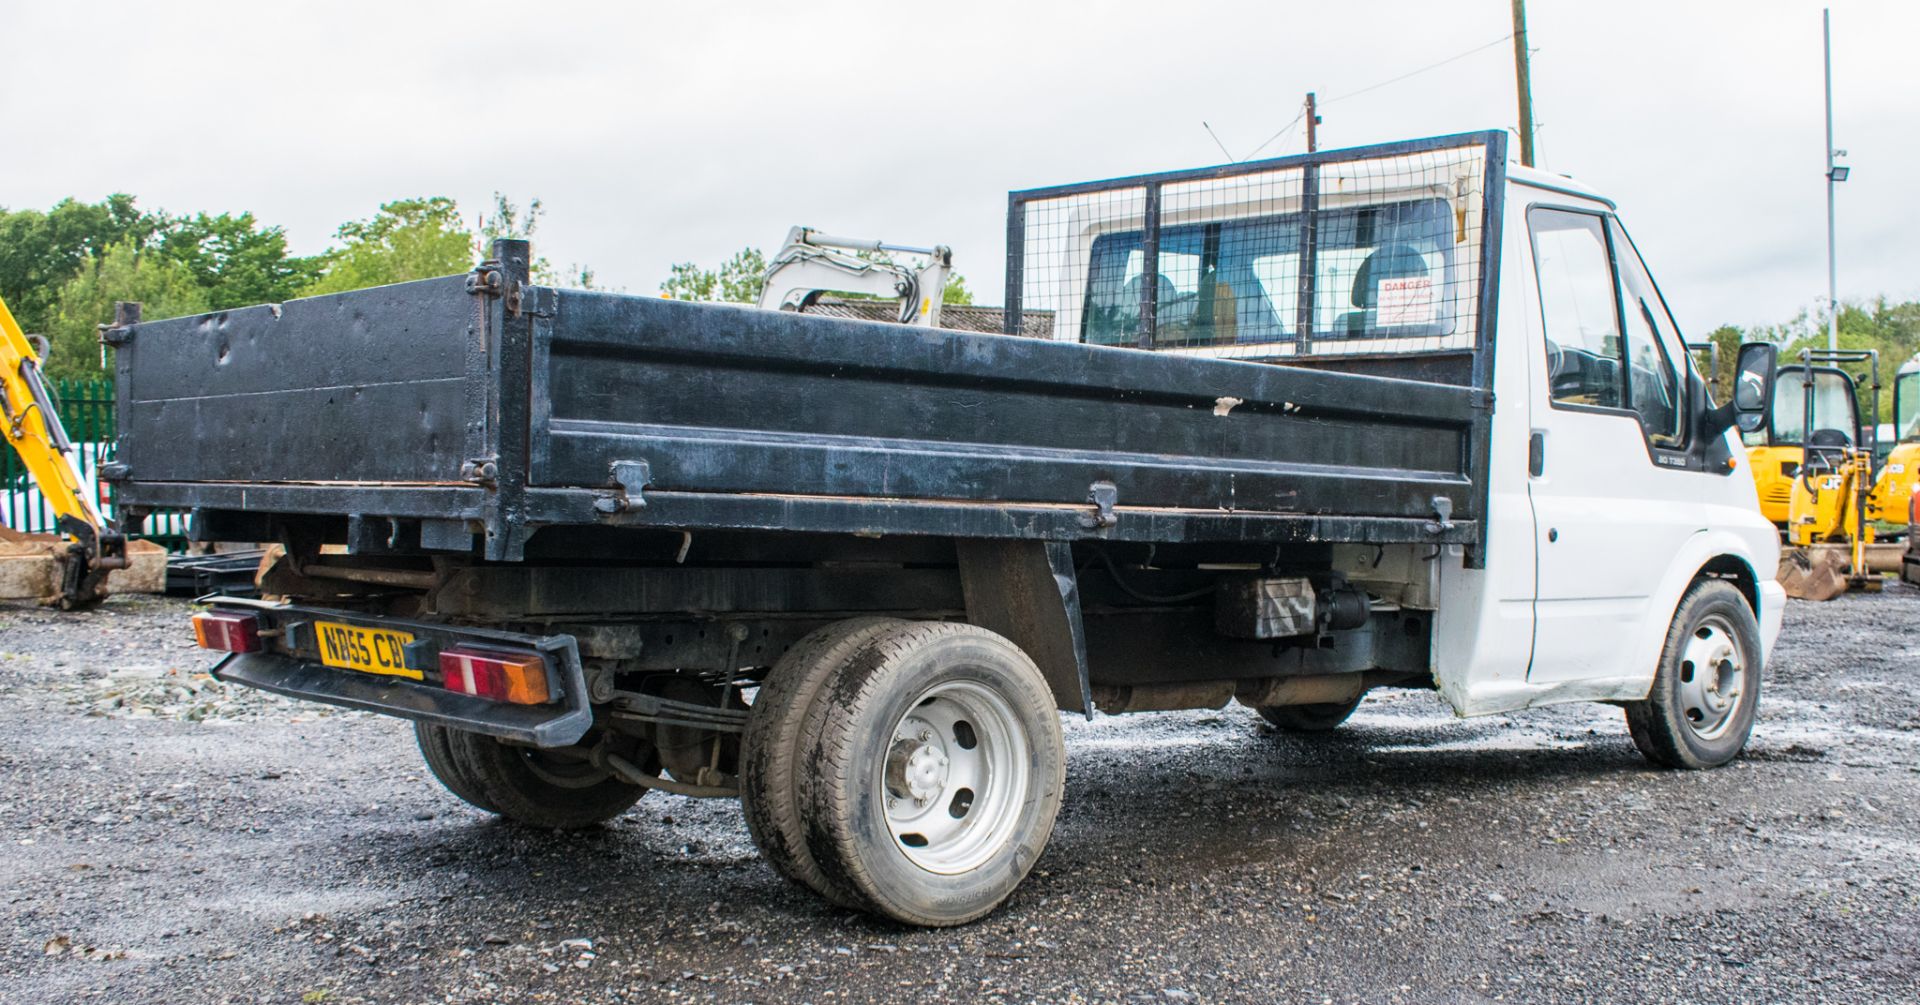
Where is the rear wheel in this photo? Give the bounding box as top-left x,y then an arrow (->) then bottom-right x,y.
741,617 -> 903,906
796,621 -> 1065,926
415,721 -> 500,813
1257,695 -> 1363,732
1625,579 -> 1761,769
435,728 -> 649,828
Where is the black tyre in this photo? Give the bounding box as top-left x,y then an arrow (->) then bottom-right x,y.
445,729 -> 648,828
796,621 -> 1065,927
415,721 -> 500,813
740,617 -> 903,906
1257,695 -> 1363,732
1625,579 -> 1762,770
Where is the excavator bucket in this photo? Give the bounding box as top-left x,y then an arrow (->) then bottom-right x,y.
0,525 -> 94,606
1776,543 -> 1900,602
1777,546 -> 1849,601
0,525 -> 165,607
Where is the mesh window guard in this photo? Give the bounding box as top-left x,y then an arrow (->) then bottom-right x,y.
1005,132 -> 1503,362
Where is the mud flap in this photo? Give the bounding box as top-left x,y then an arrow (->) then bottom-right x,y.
955,539 -> 1092,717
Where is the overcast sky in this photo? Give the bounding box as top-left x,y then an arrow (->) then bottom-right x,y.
7,0 -> 1915,335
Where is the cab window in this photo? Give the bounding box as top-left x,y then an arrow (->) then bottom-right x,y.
1608,220 -> 1685,447
1529,210 -> 1622,409
1769,367 -> 1858,446
1896,370 -> 1920,443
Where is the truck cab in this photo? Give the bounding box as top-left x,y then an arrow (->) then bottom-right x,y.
1459,164 -> 1782,709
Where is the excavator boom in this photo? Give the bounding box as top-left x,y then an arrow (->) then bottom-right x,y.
756,226 -> 952,327
0,295 -> 123,607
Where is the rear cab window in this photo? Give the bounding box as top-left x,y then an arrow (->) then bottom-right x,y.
1082,199 -> 1456,348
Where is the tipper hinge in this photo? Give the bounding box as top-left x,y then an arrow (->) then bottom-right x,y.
1080,480 -> 1119,529
97,302 -> 141,346
466,260 -> 552,319
594,459 -> 652,515
466,261 -> 506,298
461,457 -> 499,486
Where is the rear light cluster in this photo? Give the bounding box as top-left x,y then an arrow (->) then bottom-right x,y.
191,612 -> 551,705
440,646 -> 551,705
192,611 -> 262,653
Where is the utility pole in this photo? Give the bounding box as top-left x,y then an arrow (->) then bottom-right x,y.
1304,92 -> 1320,153
1823,7 -> 1845,351
1510,0 -> 1536,167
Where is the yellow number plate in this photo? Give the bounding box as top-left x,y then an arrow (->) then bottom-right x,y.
312,621 -> 421,680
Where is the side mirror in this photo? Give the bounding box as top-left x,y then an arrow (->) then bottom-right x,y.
1731,342 -> 1777,434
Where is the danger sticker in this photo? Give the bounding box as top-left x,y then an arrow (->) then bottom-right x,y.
1376,275 -> 1436,327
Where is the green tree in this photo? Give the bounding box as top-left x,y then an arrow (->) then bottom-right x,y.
1699,323 -> 1744,404
43,239 -> 210,379
158,211 -> 318,308
940,271 -> 974,306
661,247 -> 767,303
1719,299 -> 1920,424
477,193 -> 596,289
0,195 -> 160,334
1772,300 -> 1920,423
299,198 -> 474,297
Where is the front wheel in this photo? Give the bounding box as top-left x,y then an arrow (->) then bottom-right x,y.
1625,580 -> 1762,769
795,621 -> 1066,927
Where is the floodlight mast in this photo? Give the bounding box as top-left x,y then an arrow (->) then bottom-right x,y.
1823,7 -> 1845,352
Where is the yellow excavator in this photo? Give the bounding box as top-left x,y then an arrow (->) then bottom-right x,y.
1874,352 -> 1920,526
1769,348 -> 1906,598
0,293 -> 125,608
1744,357 -> 1844,529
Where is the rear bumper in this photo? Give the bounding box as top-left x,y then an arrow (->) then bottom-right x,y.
201,598 -> 592,747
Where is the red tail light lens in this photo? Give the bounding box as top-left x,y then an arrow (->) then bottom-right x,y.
439,646 -> 551,705
192,611 -> 262,653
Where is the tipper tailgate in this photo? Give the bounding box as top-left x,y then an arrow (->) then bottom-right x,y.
114,276 -> 476,484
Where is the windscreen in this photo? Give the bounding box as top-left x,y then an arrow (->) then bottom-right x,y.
1006,135 -> 1496,361
1897,371 -> 1920,443
1769,367 -> 1857,446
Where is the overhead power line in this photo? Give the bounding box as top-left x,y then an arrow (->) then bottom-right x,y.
1240,109 -> 1307,162
1325,33 -> 1516,105
1201,121 -> 1236,162
1234,32 -> 1518,162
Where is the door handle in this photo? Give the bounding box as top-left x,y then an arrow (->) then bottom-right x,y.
1529,430 -> 1546,477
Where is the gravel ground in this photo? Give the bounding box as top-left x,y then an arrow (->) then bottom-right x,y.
0,590 -> 1915,1004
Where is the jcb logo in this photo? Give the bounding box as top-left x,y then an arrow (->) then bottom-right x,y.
1821,476 -> 1843,491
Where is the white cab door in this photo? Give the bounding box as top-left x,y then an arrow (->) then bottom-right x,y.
1522,205 -> 1703,684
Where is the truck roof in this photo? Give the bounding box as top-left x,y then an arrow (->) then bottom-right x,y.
1505,163 -> 1615,207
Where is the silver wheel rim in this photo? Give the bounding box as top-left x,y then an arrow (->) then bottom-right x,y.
879,680 -> 1030,875
1677,614 -> 1747,741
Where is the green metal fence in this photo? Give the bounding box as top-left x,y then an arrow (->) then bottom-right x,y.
1,378 -> 190,550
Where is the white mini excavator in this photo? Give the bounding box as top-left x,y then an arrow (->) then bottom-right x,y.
756,226 -> 952,327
